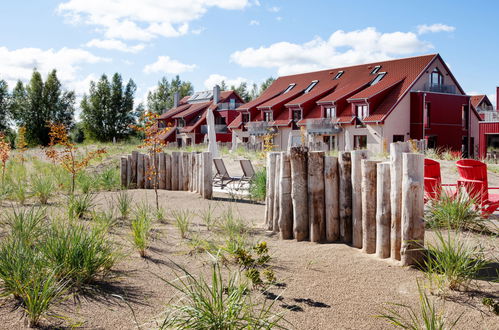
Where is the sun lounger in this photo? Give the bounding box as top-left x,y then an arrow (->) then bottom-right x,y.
213,158 -> 237,189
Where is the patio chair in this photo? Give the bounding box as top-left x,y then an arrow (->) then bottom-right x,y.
238,159 -> 256,188
424,159 -> 456,201
213,158 -> 237,189
456,159 -> 499,216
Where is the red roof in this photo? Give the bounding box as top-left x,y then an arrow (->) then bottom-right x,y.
228,113 -> 243,128
173,101 -> 211,119
159,103 -> 191,120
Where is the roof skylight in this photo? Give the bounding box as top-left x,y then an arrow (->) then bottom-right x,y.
283,83 -> 296,94
304,80 -> 318,93
334,71 -> 344,80
371,65 -> 381,74
371,72 -> 386,85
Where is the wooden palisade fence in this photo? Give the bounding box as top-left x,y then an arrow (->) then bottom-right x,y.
120,151 -> 213,199
265,141 -> 425,267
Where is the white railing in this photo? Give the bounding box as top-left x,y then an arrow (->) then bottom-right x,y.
306,118 -> 343,134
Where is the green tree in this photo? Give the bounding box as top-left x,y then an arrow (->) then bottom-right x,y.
230,82 -> 251,103
81,73 -> 137,142
9,69 -> 75,146
147,75 -> 193,113
259,77 -> 275,95
0,79 -> 9,132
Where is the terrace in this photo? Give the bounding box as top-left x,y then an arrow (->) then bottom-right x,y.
306,118 -> 343,135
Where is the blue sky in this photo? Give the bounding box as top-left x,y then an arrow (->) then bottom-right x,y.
0,0 -> 497,107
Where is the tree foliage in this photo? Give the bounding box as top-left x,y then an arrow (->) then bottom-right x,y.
219,77 -> 276,103
9,70 -> 75,146
0,80 -> 8,133
147,75 -> 193,113
81,73 -> 137,142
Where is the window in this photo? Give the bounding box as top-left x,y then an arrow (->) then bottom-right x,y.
178,118 -> 186,128
323,135 -> 336,151
334,71 -> 344,79
356,104 -> 368,120
264,111 -> 273,122
430,68 -> 443,87
242,113 -> 250,123
371,72 -> 386,85
371,65 -> 381,74
424,103 -> 431,128
229,98 -> 236,109
283,83 -> 296,94
462,105 -> 469,129
304,80 -> 318,93
354,135 -> 367,149
325,107 -> 336,118
242,137 -> 249,143
393,135 -> 405,143
292,109 -> 302,130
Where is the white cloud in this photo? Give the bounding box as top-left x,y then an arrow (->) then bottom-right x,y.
204,73 -> 252,89
85,38 -> 145,53
57,0 -> 250,41
489,93 -> 497,108
268,6 -> 280,12
0,46 -> 108,87
192,27 -> 206,35
143,56 -> 196,74
249,20 -> 260,26
230,27 -> 433,75
417,23 -> 455,35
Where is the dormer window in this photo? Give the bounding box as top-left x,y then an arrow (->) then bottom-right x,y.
304,80 -> 318,93
325,107 -> 336,118
356,104 -> 368,120
242,113 -> 250,123
283,83 -> 296,94
178,118 -> 186,128
430,68 -> 443,87
371,65 -> 381,74
334,71 -> 344,80
229,98 -> 236,109
371,72 -> 386,85
264,111 -> 273,122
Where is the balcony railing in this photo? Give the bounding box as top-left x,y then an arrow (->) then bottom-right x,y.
306,118 -> 343,134
421,83 -> 457,94
246,121 -> 272,136
217,102 -> 244,110
481,111 -> 499,122
200,124 -> 229,134
477,105 -> 495,112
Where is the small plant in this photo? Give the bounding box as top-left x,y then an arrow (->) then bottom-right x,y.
92,210 -> 118,233
131,209 -> 153,257
248,169 -> 266,201
198,204 -> 217,230
67,192 -> 95,219
99,167 -> 120,191
0,133 -> 11,184
172,209 -> 192,239
31,174 -> 54,204
77,171 -> 97,194
3,206 -> 46,245
422,231 -> 489,292
155,207 -> 166,222
115,190 -> 132,220
482,297 -> 499,315
159,259 -> 285,329
216,207 -> 248,239
16,126 -> 28,164
377,282 -> 461,329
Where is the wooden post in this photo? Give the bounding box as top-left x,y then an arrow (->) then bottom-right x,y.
202,152 -> 213,199
131,151 -> 138,188
171,152 -> 179,191
182,152 -> 189,191
190,153 -> 196,192
137,153 -> 145,189
324,156 -> 339,242
272,153 -> 281,232
351,150 -> 368,248
120,157 -> 128,188
165,153 -> 172,190
401,153 -> 425,266
390,142 -> 410,260
158,152 -> 166,190
338,151 -> 352,243
126,155 -> 132,188
290,147 -> 309,241
376,162 -> 391,259
265,152 -> 278,231
361,160 -> 379,254
197,153 -> 203,194
308,151 -> 325,243
144,155 -> 151,189
178,152 -> 184,191
278,152 -> 293,239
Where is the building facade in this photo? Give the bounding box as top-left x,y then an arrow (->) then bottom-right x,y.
229,54 -> 481,157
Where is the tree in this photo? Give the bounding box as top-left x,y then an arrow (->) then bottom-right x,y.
147,75 -> 193,113
0,80 -> 9,133
81,73 -> 137,142
9,69 -> 75,146
230,82 -> 251,103
259,77 -> 275,95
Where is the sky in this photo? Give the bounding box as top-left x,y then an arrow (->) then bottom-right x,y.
0,0 -> 497,108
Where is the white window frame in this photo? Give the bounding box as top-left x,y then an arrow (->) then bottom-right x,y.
371,65 -> 381,74
334,71 -> 344,80
264,111 -> 273,122
325,106 -> 336,118
304,80 -> 318,93
283,83 -> 296,94
356,104 -> 368,120
371,72 -> 386,85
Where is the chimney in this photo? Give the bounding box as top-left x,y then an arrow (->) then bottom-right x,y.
213,85 -> 221,105
173,91 -> 180,108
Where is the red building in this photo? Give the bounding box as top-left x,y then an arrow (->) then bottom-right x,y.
478,87 -> 499,159
157,86 -> 244,147
229,54 -> 481,156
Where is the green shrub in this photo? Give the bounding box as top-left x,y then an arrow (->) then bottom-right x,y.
92,210 -> 118,233
172,209 -> 192,239
99,167 -> 120,191
76,171 -> 97,194
115,190 -> 132,220
248,169 -> 266,201
3,207 -> 46,245
198,204 -> 217,230
131,208 -> 153,257
68,192 -> 95,219
31,174 -> 54,204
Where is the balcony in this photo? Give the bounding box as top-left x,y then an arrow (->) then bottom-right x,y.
217,102 -> 244,110
421,83 -> 457,94
477,105 -> 495,112
200,124 -> 229,134
306,118 -> 343,135
246,121 -> 273,136
481,111 -> 499,122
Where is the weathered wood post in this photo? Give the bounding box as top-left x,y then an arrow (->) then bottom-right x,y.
190,152 -> 197,192
338,151 -> 352,243
171,152 -> 179,191
265,152 -> 278,231
126,155 -> 132,187
137,153 -> 145,189
390,142 -> 410,260
197,153 -> 203,194
273,153 -> 282,232
178,152 -> 184,191
361,159 -> 379,254
351,150 -> 368,248
131,151 -> 138,188
158,153 -> 166,190
401,152 -> 425,266
324,156 -> 339,242
182,152 -> 189,191
308,151 -> 325,243
376,162 -> 391,259
202,151 -> 213,199
290,147 -> 309,241
144,155 -> 151,189
165,153 -> 172,190
278,152 -> 293,239
120,157 -> 128,188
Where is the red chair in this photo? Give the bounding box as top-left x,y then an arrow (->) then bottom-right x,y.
456,159 -> 499,216
424,159 -> 455,202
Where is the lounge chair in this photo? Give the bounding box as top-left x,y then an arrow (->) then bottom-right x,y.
213,158 -> 237,189
424,158 -> 455,202
238,159 -> 256,188
456,159 -> 499,216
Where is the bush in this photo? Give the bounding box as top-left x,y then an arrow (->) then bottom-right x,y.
99,167 -> 120,191
131,207 -> 153,257
248,169 -> 266,201
115,190 -> 132,220
31,174 -> 54,204
68,192 -> 95,219
172,209 -> 192,239
3,207 -> 46,245
76,171 -> 97,194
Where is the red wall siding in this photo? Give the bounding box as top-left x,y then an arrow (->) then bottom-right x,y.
410,92 -> 470,151
479,122 -> 499,158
